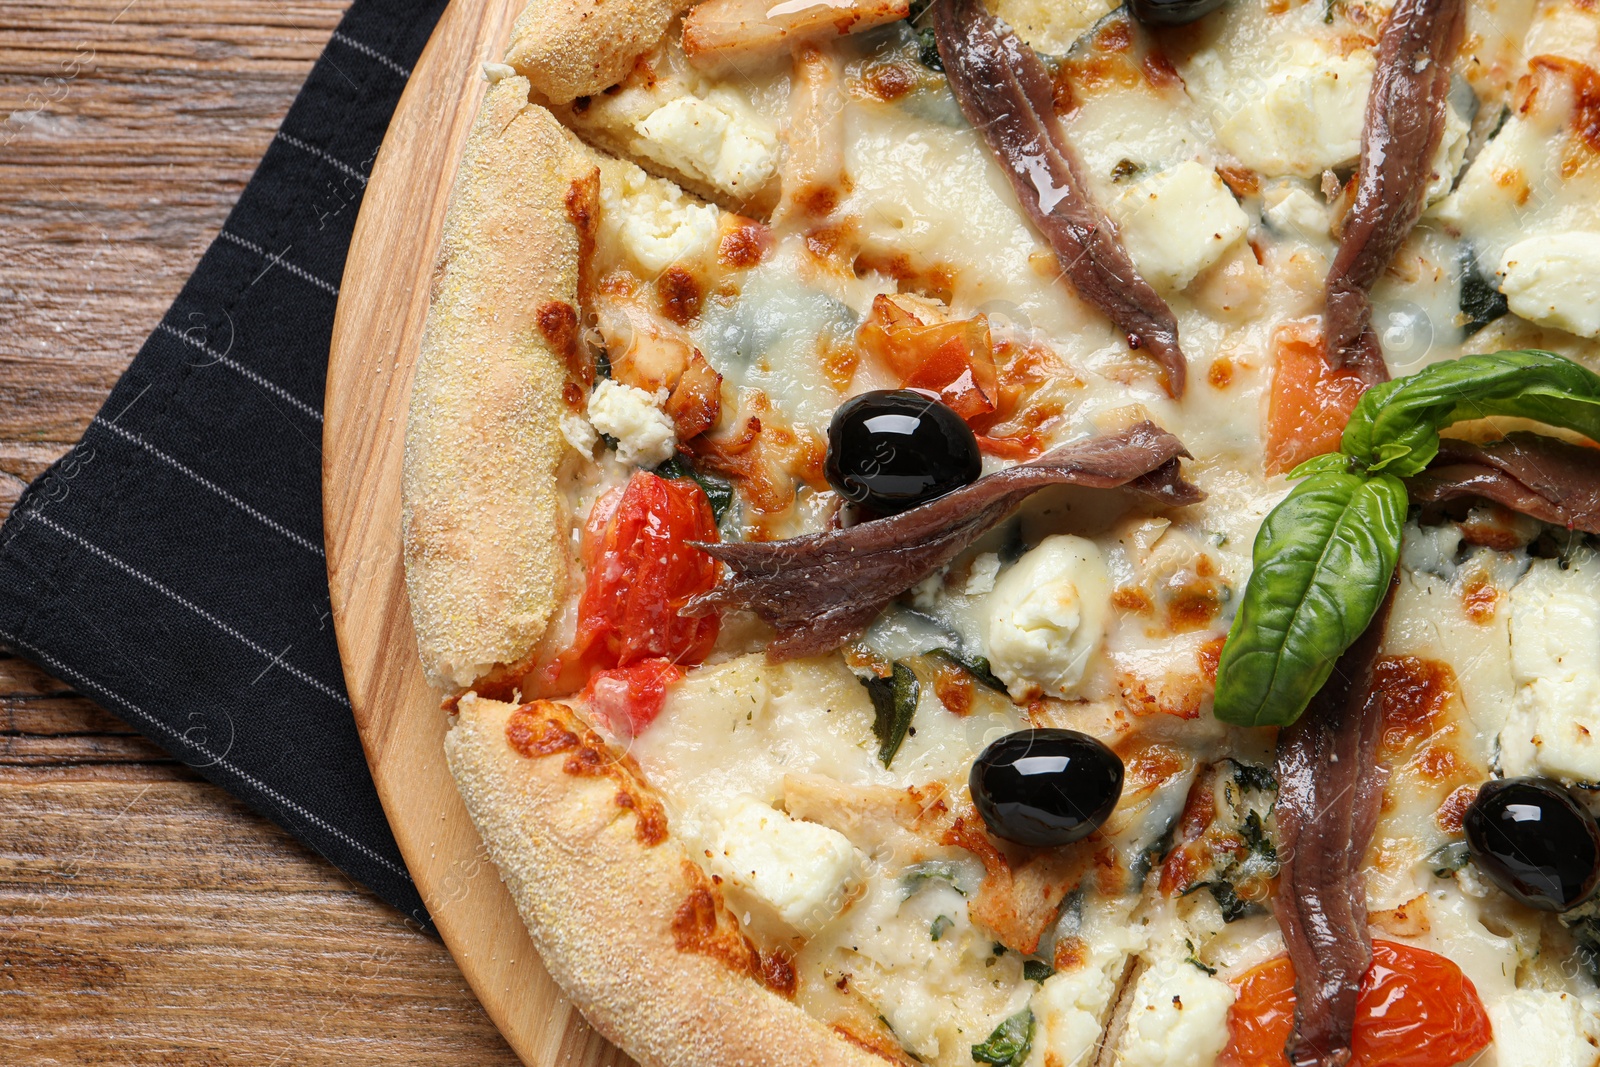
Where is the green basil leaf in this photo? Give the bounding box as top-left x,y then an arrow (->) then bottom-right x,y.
1212,471 -> 1406,727
1023,959 -> 1053,982
971,1008 -> 1034,1066
901,859 -> 965,899
1286,453 -> 1352,479
654,456 -> 735,523
862,662 -> 919,767
930,914 -> 955,941
925,647 -> 1008,692
1342,350 -> 1600,478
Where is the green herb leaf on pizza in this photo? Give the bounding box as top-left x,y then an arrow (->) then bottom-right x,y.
1212,470 -> 1406,727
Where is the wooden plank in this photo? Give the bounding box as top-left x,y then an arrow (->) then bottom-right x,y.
0,0 -> 536,1056
0,779 -> 522,1065
321,0 -> 636,1061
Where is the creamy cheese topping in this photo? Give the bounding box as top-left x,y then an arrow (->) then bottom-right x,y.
544,2 -> 1600,1061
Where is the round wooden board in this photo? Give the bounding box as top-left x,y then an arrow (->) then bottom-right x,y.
322,2 -> 634,1065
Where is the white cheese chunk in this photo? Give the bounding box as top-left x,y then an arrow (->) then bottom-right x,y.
1118,959 -> 1237,1067
602,162 -> 721,274
984,535 -> 1110,700
1031,914 -> 1146,1067
586,380 -> 677,467
707,795 -> 860,931
1108,161 -> 1250,291
1424,100 -> 1470,204
1215,44 -> 1375,178
559,413 -> 598,455
1503,554 -> 1600,782
1488,989 -> 1600,1067
1497,234 -> 1600,339
633,89 -> 778,197
965,552 -> 1001,596
1262,183 -> 1330,240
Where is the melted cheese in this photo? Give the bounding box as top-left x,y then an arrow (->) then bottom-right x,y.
545,4 -> 1600,1060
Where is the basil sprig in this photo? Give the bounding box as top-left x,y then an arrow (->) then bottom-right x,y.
1213,351 -> 1600,728
1342,350 -> 1600,477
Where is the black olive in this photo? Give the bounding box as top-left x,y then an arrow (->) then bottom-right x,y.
825,390 -> 982,514
1464,777 -> 1600,911
970,729 -> 1124,847
1127,0 -> 1228,27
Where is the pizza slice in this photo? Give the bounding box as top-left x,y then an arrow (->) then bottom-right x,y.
401,0 -> 1600,1064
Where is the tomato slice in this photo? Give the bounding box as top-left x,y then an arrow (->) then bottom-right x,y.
1220,941 -> 1493,1067
570,471 -> 720,673
581,658 -> 684,737
1263,322 -> 1370,475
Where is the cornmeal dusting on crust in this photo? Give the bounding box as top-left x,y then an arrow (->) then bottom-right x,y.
402,78 -> 588,689
504,699 -> 670,845
444,695 -> 891,1067
504,0 -> 690,105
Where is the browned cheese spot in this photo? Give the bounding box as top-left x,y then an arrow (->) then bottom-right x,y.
658,266 -> 704,325
718,219 -> 772,268
504,701 -> 668,845
537,301 -> 588,387
1435,783 -> 1478,833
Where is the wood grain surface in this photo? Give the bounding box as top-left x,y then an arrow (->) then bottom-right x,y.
0,0 -> 520,1061
321,0 -> 631,1063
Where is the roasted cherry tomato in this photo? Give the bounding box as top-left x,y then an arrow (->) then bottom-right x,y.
1263,322 -> 1370,475
580,658 -> 684,737
1220,941 -> 1492,1067
571,471 -> 720,672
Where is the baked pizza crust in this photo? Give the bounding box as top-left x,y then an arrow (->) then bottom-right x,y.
402,76 -> 588,689
445,695 -> 894,1067
505,0 -> 692,105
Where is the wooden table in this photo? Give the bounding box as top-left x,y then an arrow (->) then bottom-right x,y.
0,0 -> 521,1060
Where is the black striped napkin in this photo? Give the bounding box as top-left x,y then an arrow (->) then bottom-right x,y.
0,0 -> 451,925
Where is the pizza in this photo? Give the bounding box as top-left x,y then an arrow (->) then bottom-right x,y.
398,0 -> 1600,1063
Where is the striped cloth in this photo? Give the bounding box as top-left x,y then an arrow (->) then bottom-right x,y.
0,0 -> 451,925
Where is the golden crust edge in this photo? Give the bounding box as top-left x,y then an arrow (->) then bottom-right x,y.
504,0 -> 694,105
444,695 -> 895,1067
401,77 -> 585,690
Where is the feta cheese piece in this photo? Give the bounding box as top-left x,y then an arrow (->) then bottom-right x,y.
633,89 -> 778,198
602,162 -> 721,274
1502,554 -> 1600,781
1032,914 -> 1147,1067
1216,44 -> 1375,178
984,535 -> 1110,700
1497,233 -> 1600,339
586,380 -> 677,467
1262,183 -> 1330,240
1488,990 -> 1600,1067
1118,958 -> 1236,1067
707,795 -> 860,931
965,552 -> 1001,596
1108,161 -> 1250,291
481,61 -> 515,83
1424,100 -> 1470,204
560,413 -> 599,455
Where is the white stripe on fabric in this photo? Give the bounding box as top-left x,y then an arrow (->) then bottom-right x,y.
91,418 -> 326,558
275,131 -> 369,186
24,510 -> 350,708
330,31 -> 412,78
218,231 -> 341,296
0,630 -> 414,885
155,323 -> 324,423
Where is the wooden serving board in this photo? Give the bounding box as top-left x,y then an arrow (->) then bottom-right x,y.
323,2 -> 633,1064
